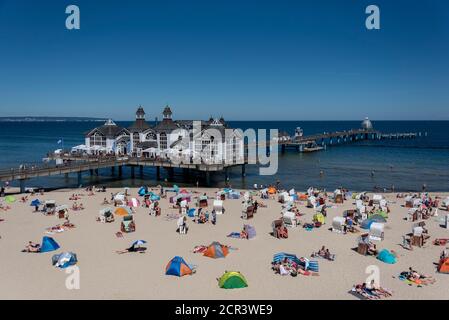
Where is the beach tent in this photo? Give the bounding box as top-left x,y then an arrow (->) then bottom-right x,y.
30,199 -> 41,207
360,219 -> 374,230
4,195 -> 16,204
243,224 -> 256,239
52,252 -> 77,269
203,242 -> 229,259
165,256 -> 193,277
377,249 -> 396,264
218,271 -> 248,289
115,207 -> 131,216
438,257 -> 449,273
272,252 -> 300,265
40,236 -> 60,253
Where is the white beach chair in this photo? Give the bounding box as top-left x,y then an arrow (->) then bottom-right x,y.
369,222 -> 384,241
332,216 -> 346,233
213,200 -> 224,215
282,211 -> 297,228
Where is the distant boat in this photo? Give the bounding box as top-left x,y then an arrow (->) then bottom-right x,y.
303,142 -> 324,153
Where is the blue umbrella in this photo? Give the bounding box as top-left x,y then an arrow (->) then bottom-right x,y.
131,240 -> 147,247
30,199 -> 41,206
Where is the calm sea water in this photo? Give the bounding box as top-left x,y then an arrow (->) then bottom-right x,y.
1,121 -> 448,191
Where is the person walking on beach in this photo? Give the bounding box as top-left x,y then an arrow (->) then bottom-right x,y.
211,209 -> 217,225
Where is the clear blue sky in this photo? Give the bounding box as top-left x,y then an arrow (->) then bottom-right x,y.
0,0 -> 448,120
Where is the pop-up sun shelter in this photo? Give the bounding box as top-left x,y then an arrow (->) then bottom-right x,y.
203,242 -> 229,259
377,249 -> 396,264
165,256 -> 193,277
218,271 -> 248,289
40,236 -> 60,253
52,252 -> 77,268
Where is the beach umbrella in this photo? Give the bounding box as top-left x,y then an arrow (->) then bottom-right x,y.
114,207 -> 131,216
4,195 -> 16,203
131,240 -> 147,247
30,199 -> 41,206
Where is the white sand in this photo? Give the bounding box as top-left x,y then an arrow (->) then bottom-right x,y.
0,187 -> 448,300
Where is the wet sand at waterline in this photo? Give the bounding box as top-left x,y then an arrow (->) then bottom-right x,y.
0,187 -> 448,300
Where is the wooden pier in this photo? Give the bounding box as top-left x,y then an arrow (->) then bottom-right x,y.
0,127 -> 424,192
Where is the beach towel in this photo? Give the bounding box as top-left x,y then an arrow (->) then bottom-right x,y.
227,232 -> 241,238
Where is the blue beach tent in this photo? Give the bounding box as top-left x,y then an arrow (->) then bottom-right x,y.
165,256 -> 193,277
40,236 -> 60,253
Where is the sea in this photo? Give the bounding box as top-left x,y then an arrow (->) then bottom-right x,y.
1,121 -> 448,192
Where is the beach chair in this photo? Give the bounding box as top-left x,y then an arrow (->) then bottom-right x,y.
335,194 -> 344,204
272,219 -> 288,239
282,211 -> 297,228
332,216 -> 346,233
372,194 -> 383,205
369,222 -> 384,241
213,200 -> 224,215
242,203 -> 254,219
121,215 -> 135,233
198,196 -> 208,208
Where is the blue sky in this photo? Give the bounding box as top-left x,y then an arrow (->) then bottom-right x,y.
0,0 -> 448,120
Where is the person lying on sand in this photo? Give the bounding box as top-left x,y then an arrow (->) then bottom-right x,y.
23,241 -> 41,253
116,245 -> 147,254
311,246 -> 335,261
102,198 -> 110,205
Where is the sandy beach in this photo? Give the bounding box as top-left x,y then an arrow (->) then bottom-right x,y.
0,186 -> 448,300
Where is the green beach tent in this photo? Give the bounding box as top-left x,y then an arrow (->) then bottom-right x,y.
4,195 -> 16,204
218,271 -> 248,289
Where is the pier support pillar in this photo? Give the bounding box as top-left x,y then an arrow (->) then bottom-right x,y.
130,166 -> 135,179
156,166 -> 161,180
205,171 -> 211,186
182,168 -> 189,178
89,169 -> 94,176
77,172 -> 82,186
111,166 -> 115,176
64,173 -> 69,179
95,169 -> 99,176
225,167 -> 230,181
241,164 -> 246,177
281,144 -> 286,154
118,166 -> 122,177
139,165 -> 144,177
19,179 -> 26,194
167,167 -> 174,179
